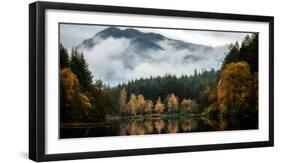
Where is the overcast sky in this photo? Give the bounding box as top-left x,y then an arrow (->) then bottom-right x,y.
60,23 -> 253,86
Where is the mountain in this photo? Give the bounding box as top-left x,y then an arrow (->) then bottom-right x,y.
76,26 -> 228,86
78,26 -> 213,53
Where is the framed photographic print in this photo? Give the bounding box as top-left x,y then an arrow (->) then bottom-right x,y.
29,1 -> 274,162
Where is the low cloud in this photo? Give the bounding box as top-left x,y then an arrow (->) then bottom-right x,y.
81,37 -> 228,86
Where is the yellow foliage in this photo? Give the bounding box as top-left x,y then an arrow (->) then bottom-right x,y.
60,68 -> 80,104
60,68 -> 93,115
217,61 -> 253,112
181,98 -> 192,108
155,97 -> 165,114
144,100 -> 154,114
128,94 -> 138,115
119,87 -> 127,114
181,98 -> 192,112
166,93 -> 179,112
79,93 -> 92,114
136,94 -> 146,113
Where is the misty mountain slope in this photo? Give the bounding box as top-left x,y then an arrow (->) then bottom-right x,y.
79,26 -> 213,52
79,27 -> 165,51
77,26 -> 228,86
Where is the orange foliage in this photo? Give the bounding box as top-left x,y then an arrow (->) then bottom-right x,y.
60,68 -> 80,104
60,68 -> 92,113
217,61 -> 253,112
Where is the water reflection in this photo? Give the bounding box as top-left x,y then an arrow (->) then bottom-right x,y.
60,116 -> 258,139
154,119 -> 165,134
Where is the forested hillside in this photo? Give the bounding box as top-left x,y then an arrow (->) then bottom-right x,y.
108,69 -> 219,115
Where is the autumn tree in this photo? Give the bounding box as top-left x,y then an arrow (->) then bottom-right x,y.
136,94 -> 146,114
60,68 -> 80,104
119,87 -> 127,115
181,98 -> 192,112
155,97 -> 165,114
166,93 -> 179,112
78,93 -> 92,116
217,61 -> 253,114
60,68 -> 93,122
59,44 -> 115,122
144,100 -> 154,114
109,69 -> 219,104
127,94 -> 138,116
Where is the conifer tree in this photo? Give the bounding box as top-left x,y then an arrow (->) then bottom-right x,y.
70,48 -> 93,91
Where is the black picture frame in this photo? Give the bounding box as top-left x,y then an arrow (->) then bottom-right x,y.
29,1 -> 274,162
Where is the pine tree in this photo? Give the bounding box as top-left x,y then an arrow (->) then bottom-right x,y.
59,44 -> 70,68
69,48 -> 93,91
222,42 -> 240,67
239,34 -> 258,72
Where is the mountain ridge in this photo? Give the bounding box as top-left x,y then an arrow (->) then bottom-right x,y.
78,26 -> 214,52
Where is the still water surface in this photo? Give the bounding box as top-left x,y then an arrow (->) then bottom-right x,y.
60,116 -> 258,139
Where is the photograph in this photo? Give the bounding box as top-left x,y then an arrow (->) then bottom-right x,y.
28,1 -> 274,161
59,23 -> 259,139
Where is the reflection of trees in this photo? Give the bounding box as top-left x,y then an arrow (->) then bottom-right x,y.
167,120 -> 179,133
218,120 -> 227,131
201,117 -> 227,131
144,120 -> 153,134
154,119 -> 165,134
120,119 -> 166,135
180,120 -> 191,132
180,119 -> 198,132
119,117 -> 229,136
120,120 -> 147,135
120,119 -> 160,135
128,120 -> 145,135
119,122 -> 128,136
